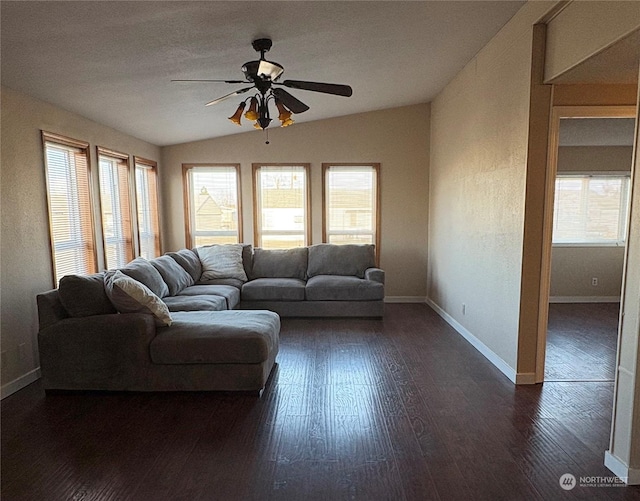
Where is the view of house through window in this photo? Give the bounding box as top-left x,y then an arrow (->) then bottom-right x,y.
253,164 -> 310,249
323,164 -> 380,250
184,165 -> 241,247
553,174 -> 630,245
42,133 -> 97,285
97,148 -> 134,268
134,158 -> 161,259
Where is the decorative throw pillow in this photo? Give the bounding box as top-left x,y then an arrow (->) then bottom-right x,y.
197,244 -> 248,282
150,255 -> 194,296
104,270 -> 172,326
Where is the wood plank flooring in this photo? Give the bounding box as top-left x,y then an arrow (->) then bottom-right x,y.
3,304 -> 639,500
545,303 -> 619,381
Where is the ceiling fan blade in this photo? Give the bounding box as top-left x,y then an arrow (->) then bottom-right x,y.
205,86 -> 253,107
172,79 -> 247,84
281,80 -> 353,97
272,88 -> 310,114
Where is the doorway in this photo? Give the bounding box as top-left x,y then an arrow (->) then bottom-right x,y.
536,106 -> 637,382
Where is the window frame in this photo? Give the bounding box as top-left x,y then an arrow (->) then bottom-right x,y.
252,163 -> 311,248
552,172 -> 631,247
134,156 -> 162,259
322,163 -> 381,261
96,146 -> 135,269
182,163 -> 243,248
42,131 -> 98,286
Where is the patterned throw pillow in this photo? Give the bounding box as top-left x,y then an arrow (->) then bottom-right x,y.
197,244 -> 248,282
104,270 -> 172,326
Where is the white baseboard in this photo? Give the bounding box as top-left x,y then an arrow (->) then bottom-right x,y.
605,450 -> 640,484
1,367 -> 41,399
425,298 -> 522,384
550,296 -> 620,303
384,296 -> 427,303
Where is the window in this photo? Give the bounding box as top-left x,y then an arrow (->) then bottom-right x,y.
323,163 -> 380,252
253,164 -> 310,248
97,147 -> 134,268
134,157 -> 161,259
183,164 -> 242,247
42,132 -> 98,285
553,174 -> 630,245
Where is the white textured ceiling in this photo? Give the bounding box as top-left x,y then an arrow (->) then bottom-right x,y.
1,1 -> 525,146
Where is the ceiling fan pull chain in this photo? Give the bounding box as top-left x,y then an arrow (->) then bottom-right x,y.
265,128 -> 270,145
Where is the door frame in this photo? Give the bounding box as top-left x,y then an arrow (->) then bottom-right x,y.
535,105 -> 637,383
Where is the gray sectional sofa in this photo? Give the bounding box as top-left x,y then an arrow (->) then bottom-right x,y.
36,243 -> 384,393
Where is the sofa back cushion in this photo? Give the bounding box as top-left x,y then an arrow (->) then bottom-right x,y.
250,247 -> 308,280
166,249 -> 202,283
119,257 -> 169,298
150,255 -> 194,296
307,244 -> 376,279
58,273 -> 116,317
197,244 -> 248,282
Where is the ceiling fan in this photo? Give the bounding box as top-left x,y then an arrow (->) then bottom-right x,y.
172,38 -> 353,131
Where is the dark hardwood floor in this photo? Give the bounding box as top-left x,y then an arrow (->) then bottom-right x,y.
3,304 -> 639,500
545,303 -> 620,382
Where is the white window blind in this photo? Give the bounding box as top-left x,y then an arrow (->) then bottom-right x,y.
253,164 -> 309,248
184,165 -> 241,247
135,158 -> 161,259
43,133 -> 97,285
323,164 -> 380,250
553,175 -> 630,245
98,148 -> 134,268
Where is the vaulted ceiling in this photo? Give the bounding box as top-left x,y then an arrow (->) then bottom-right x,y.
1,1 -> 525,146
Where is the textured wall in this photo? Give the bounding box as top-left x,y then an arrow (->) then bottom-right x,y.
161,104 -> 430,299
0,87 -> 160,393
428,2 -> 553,371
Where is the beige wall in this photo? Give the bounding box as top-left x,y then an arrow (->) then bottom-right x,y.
550,145 -> 633,299
0,86 -> 160,394
161,104 -> 430,299
544,1 -> 640,82
427,2 -> 553,372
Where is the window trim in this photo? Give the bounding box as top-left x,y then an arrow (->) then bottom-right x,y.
41,131 -> 98,286
182,163 -> 243,248
134,156 -> 162,258
552,172 -> 630,247
96,146 -> 135,269
322,163 -> 381,263
252,163 -> 311,248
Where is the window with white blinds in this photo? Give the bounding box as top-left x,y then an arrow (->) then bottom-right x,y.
253,164 -> 310,248
323,164 -> 380,252
97,147 -> 134,268
553,174 -> 630,245
135,157 -> 161,259
43,133 -> 98,285
183,164 -> 242,247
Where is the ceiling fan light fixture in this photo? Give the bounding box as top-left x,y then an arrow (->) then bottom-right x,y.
228,102 -> 246,126
244,97 -> 259,120
257,60 -> 284,81
280,117 -> 295,127
275,98 -> 293,122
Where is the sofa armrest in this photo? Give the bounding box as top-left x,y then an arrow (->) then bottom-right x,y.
38,313 -> 157,381
365,267 -> 385,284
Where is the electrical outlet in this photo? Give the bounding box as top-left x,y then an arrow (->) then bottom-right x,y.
462,303 -> 466,315
591,277 -> 599,287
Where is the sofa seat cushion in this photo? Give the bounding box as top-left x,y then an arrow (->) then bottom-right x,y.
163,295 -> 226,312
241,278 -> 306,301
178,285 -> 240,309
197,278 -> 245,289
150,310 -> 280,365
305,275 -> 384,301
